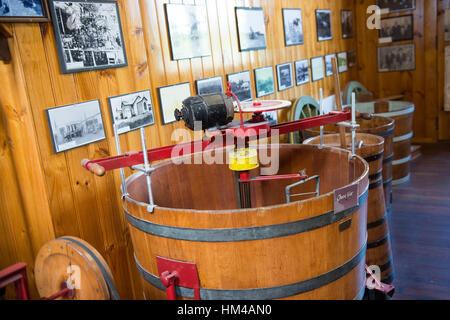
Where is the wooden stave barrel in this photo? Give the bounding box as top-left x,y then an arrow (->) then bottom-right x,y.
124,144 -> 369,300
353,101 -> 414,185
303,134 -> 394,284
302,116 -> 395,214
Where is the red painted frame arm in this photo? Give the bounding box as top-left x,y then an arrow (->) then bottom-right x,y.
82,111 -> 351,175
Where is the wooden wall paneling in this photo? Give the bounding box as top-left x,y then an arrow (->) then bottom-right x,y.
438,0 -> 450,140
355,0 -> 439,143
0,73 -> 36,298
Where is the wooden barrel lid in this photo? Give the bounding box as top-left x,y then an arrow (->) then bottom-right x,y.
34,237 -> 118,300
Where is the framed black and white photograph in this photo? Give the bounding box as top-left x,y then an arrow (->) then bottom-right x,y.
276,62 -> 294,91
379,15 -> 414,43
196,76 -> 224,96
108,90 -> 155,135
316,9 -> 332,42
376,0 -> 415,14
445,9 -> 450,42
47,100 -> 106,153
294,59 -> 309,86
325,54 -> 337,77
337,52 -> 348,73
254,66 -> 275,98
158,82 -> 192,125
378,43 -> 415,72
282,8 -> 304,46
48,0 -> 127,74
235,7 -> 267,52
341,10 -> 353,39
165,3 -> 211,60
227,71 -> 253,102
0,0 -> 50,22
310,56 -> 325,82
348,50 -> 357,67
262,110 -> 278,126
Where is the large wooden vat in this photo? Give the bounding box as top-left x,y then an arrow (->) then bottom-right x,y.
303,134 -> 394,284
123,144 -> 369,300
303,116 -> 395,213
353,101 -> 414,185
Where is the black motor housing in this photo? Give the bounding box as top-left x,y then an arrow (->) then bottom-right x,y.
174,94 -> 235,131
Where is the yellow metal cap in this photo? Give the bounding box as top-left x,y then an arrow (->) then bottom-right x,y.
229,148 -> 259,172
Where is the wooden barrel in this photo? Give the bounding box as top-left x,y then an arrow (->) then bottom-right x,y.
303,116 -> 395,213
124,144 -> 369,300
353,101 -> 414,185
303,134 -> 394,284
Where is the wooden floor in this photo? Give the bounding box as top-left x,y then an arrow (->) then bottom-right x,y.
390,142 -> 450,300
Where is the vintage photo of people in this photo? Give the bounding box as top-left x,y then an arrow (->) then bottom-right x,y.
47,100 -> 106,153
254,66 -> 275,98
378,43 -> 415,72
49,0 -> 127,73
294,59 -> 310,86
376,0 -> 415,13
158,82 -> 192,125
196,76 -> 224,96
379,15 -> 413,43
277,62 -> 294,91
445,9 -> 450,41
165,3 -> 211,60
227,71 -> 253,102
341,10 -> 353,39
236,7 -> 267,51
282,8 -> 304,46
316,9 -> 333,41
108,90 -> 155,135
348,50 -> 357,67
0,0 -> 47,19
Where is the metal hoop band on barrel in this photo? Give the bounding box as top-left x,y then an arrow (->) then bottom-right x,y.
383,153 -> 394,164
134,241 -> 367,300
367,213 -> 388,230
372,128 -> 395,138
124,188 -> 368,243
367,233 -> 391,250
364,152 -> 384,163
59,237 -> 121,300
369,179 -> 383,190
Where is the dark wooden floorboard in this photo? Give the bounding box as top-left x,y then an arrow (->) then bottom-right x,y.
390,142 -> 450,300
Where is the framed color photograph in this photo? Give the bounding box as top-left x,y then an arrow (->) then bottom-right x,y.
378,43 -> 415,72
48,0 -> 127,74
47,100 -> 106,153
196,76 -> 224,96
0,0 -> 49,22
108,90 -> 155,135
165,3 -> 211,60
235,7 -> 267,52
294,59 -> 310,86
227,71 -> 253,102
276,62 -> 294,92
325,54 -> 337,77
376,0 -> 415,14
310,56 -> 325,82
316,9 -> 332,42
337,52 -> 348,73
341,10 -> 353,39
282,8 -> 304,46
379,15 -> 414,43
254,66 -> 275,98
158,82 -> 192,125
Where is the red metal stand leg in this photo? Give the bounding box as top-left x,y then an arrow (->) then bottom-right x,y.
0,263 -> 29,300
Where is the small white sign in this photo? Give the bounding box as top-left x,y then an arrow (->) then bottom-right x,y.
379,37 -> 393,44
380,8 -> 390,15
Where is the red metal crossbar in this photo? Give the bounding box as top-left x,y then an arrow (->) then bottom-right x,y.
0,263 -> 29,300
82,111 -> 351,175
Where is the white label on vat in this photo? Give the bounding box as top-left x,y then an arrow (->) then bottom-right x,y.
334,184 -> 358,214
379,37 -> 392,44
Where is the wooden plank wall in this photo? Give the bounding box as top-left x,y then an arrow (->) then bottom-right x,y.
438,0 -> 450,140
0,0 -> 356,299
354,0 -> 440,143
